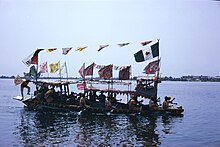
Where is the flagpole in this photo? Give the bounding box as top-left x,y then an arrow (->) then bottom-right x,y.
66,62 -> 69,81
155,39 -> 160,98
59,61 -> 61,82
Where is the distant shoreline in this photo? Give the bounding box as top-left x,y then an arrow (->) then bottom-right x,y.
1,75 -> 220,82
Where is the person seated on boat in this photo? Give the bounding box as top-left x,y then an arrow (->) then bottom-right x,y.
35,84 -> 48,100
128,94 -> 142,111
20,80 -> 30,99
149,96 -> 158,110
135,79 -> 145,91
44,86 -> 56,103
105,96 -> 112,110
79,93 -> 89,108
89,90 -> 97,103
98,91 -> 106,103
162,96 -> 173,110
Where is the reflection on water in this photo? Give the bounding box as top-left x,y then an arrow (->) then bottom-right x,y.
15,109 -> 183,146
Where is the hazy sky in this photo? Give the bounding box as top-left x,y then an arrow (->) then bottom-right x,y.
0,0 -> 220,78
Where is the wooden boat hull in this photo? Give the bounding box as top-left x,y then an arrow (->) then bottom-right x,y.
22,97 -> 184,116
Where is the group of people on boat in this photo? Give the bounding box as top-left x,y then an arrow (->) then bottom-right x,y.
20,79 -> 179,113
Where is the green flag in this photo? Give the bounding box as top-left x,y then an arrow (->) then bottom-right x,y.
29,65 -> 37,77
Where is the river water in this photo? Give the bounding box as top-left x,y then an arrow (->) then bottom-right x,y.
0,79 -> 220,147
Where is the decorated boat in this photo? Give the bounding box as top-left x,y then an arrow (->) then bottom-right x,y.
14,40 -> 184,116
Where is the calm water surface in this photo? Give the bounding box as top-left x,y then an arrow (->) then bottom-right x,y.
0,79 -> 220,147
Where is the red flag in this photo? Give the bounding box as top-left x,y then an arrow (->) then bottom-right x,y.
144,59 -> 160,74
98,64 -> 113,79
79,63 -> 85,78
31,49 -> 44,64
119,66 -> 131,80
77,83 -> 86,90
85,63 -> 95,76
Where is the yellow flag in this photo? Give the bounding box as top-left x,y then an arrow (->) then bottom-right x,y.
75,46 -> 88,52
49,62 -> 59,73
46,48 -> 57,52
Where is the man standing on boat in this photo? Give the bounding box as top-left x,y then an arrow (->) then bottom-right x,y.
20,80 -> 30,99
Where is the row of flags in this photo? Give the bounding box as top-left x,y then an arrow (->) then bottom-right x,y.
79,63 -> 131,80
22,40 -> 157,67
22,39 -> 160,80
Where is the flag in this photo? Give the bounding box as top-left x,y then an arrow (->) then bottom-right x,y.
23,72 -> 31,80
49,62 -> 59,73
76,46 -> 88,52
134,42 -> 159,62
31,49 -> 44,64
62,47 -> 72,55
117,43 -> 130,47
22,49 -> 44,66
119,66 -> 131,80
141,41 -> 152,46
60,62 -> 67,75
46,48 -> 57,52
144,59 -> 160,74
29,65 -> 37,77
79,63 -> 85,78
40,62 -> 48,73
97,45 -> 109,52
77,83 -> 86,90
14,75 -> 23,86
85,63 -> 95,76
98,64 -> 113,79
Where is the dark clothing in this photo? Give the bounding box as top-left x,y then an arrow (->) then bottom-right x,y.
98,93 -> 106,103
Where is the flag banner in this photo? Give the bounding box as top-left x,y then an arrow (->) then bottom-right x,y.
76,46 -> 88,52
117,43 -> 130,47
31,49 -> 44,65
22,49 -> 44,66
62,47 -> 72,55
97,45 -> 109,52
29,65 -> 37,77
119,66 -> 131,80
77,83 -> 86,90
150,41 -> 159,58
98,64 -> 113,79
141,41 -> 152,46
22,53 -> 32,67
134,41 -> 159,62
46,48 -> 57,52
23,72 -> 31,80
49,62 -> 59,73
144,59 -> 160,74
14,75 -> 23,86
40,62 -> 48,73
79,63 -> 85,78
60,62 -> 67,75
85,63 -> 95,76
